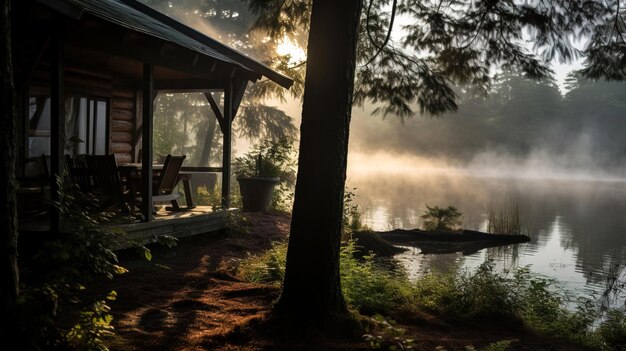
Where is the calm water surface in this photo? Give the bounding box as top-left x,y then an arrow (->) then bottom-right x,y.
348,170 -> 626,297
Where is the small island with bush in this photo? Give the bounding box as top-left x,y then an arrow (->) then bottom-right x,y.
357,205 -> 531,256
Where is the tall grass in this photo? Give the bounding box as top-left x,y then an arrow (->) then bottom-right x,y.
238,241 -> 287,284
487,199 -> 523,235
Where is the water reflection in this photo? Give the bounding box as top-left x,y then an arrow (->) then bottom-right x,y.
349,171 -> 626,295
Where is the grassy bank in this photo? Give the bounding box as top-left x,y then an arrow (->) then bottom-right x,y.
238,238 -> 626,350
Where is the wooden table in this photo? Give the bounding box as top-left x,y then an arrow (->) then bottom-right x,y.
118,163 -> 196,210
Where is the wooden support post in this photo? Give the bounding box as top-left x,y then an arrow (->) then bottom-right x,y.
17,91 -> 27,177
50,33 -> 65,231
221,83 -> 233,209
141,63 -> 154,222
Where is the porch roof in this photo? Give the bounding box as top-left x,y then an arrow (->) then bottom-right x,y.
37,0 -> 294,89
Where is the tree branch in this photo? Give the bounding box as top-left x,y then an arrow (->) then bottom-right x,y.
364,0 -> 398,66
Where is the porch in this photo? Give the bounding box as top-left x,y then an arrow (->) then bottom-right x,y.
13,0 -> 292,240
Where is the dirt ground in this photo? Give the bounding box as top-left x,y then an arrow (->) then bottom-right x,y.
100,212 -> 587,351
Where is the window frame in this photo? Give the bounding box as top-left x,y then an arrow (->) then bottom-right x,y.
22,92 -> 110,160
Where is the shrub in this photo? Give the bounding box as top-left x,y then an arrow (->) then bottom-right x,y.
597,309 -> 626,350
236,238 -> 626,350
340,240 -> 416,315
342,187 -> 365,235
17,177 -> 132,350
412,272 -> 457,313
421,204 -> 463,231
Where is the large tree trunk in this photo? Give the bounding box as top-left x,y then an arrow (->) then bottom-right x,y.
274,0 -> 363,321
0,0 -> 19,335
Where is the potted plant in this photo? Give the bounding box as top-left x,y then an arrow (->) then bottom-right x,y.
235,139 -> 295,212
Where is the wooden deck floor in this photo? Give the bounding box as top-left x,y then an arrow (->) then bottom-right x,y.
118,206 -> 232,248
19,206 -> 233,249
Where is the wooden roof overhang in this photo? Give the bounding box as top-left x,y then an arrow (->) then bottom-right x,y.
21,0 -> 293,92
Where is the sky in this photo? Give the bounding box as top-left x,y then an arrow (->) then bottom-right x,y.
553,60 -> 585,94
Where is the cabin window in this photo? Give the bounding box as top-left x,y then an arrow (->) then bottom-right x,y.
66,97 -> 108,155
27,96 -> 109,158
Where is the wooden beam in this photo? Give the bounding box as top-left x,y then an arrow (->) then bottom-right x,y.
154,79 -> 226,91
50,32 -> 65,231
204,92 -> 224,130
221,83 -> 233,209
230,78 -> 248,121
141,63 -> 154,222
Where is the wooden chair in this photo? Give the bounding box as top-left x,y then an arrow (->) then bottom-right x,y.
66,154 -> 132,213
65,155 -> 89,191
135,154 -> 186,212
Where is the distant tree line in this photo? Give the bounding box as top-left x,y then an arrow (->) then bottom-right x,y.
351,74 -> 626,172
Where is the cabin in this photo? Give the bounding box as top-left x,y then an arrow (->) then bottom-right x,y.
12,0 -> 293,244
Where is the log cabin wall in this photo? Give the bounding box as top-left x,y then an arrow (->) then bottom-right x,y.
110,87 -> 136,164
28,63 -> 138,165
29,64 -> 114,97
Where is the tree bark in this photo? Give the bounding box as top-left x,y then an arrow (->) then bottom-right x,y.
0,0 -> 19,336
274,0 -> 363,321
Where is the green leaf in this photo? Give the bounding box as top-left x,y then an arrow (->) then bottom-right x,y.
144,249 -> 152,261
107,290 -> 117,301
113,265 -> 129,275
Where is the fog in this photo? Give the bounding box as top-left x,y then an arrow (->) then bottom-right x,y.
348,76 -> 626,180
342,77 -> 626,286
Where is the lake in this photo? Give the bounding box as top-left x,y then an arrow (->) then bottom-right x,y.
347,168 -> 626,299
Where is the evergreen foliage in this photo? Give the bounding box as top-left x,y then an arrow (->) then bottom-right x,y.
352,74 -> 626,171
140,0 -> 300,149
153,93 -> 222,165
143,1 -> 626,168
247,0 -> 626,118
421,204 -> 463,231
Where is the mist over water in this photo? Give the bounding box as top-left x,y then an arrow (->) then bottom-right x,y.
346,154 -> 626,296
344,76 -> 626,298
